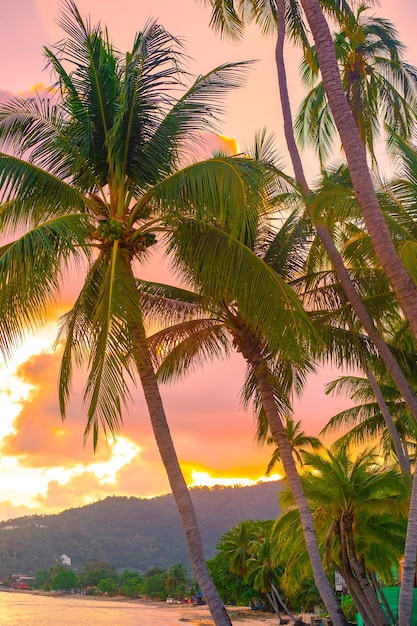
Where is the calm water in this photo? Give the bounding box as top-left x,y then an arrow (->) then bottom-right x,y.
0,592 -> 199,625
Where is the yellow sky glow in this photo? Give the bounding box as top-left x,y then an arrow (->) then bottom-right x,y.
190,470 -> 283,489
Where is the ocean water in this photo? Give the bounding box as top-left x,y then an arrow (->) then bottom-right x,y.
0,592 -> 200,625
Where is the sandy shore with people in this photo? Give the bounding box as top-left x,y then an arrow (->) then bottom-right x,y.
113,598 -> 310,625
6,589 -> 312,625
148,601 -> 294,624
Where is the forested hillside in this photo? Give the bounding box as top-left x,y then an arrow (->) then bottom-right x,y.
0,482 -> 282,575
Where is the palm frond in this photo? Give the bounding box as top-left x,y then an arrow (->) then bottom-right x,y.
169,218 -> 317,360
198,0 -> 245,40
0,214 -> 89,358
57,245 -> 141,447
0,155 -> 88,228
149,319 -> 232,383
134,155 -> 267,247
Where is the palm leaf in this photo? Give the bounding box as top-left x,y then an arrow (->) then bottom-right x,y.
0,214 -> 89,358
149,319 -> 232,383
57,245 -> 141,447
0,155 -> 87,228
168,218 -> 317,360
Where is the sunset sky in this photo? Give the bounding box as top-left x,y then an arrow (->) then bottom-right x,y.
0,0 -> 415,522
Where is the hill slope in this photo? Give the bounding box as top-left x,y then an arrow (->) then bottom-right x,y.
0,481 -> 283,575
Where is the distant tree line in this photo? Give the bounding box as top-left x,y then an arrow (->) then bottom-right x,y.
27,559 -> 196,601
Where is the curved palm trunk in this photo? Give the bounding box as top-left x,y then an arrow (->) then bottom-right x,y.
267,590 -> 283,623
235,327 -> 348,626
339,520 -> 375,625
271,583 -> 299,624
366,368 -> 411,474
295,4 -> 417,622
273,3 -> 417,620
371,571 -> 397,626
399,476 -> 417,626
343,512 -> 389,626
274,0 -> 307,189
131,321 -> 231,626
298,0 -> 417,345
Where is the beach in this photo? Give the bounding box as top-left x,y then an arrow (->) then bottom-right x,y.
0,590 -> 307,625
172,603 -> 276,625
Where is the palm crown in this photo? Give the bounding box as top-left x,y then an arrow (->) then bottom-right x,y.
295,3 -> 417,166
0,0 -> 267,443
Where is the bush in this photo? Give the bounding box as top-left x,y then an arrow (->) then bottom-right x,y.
341,595 -> 357,621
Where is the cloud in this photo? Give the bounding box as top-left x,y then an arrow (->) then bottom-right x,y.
1,350 -> 113,467
34,449 -> 173,511
0,500 -> 44,523
34,472 -> 119,511
0,84 -> 53,105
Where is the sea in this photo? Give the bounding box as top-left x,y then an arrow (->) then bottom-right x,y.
0,591 -> 201,625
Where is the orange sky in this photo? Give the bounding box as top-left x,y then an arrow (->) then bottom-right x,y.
0,0 -> 415,521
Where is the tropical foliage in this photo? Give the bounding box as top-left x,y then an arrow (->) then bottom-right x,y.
0,3 -> 276,623
4,0 -> 417,624
295,3 -> 417,166
273,447 -> 409,626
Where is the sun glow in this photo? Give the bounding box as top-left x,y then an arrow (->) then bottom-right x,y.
217,134 -> 240,155
0,436 -> 141,512
190,470 -> 283,489
82,437 -> 140,482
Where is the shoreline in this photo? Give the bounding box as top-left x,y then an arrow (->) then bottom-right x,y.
0,589 -> 296,624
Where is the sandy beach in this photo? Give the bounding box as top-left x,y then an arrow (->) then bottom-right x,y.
133,600 -> 311,625
3,590 -> 300,625
156,602 -> 284,625
1,589 -> 318,625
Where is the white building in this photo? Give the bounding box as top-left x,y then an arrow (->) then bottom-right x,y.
60,554 -> 71,566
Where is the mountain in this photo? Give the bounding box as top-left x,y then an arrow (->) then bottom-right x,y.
0,481 -> 283,575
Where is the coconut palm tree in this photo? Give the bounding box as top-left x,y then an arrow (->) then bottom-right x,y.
217,520 -> 294,622
295,3 -> 417,167
298,0 -> 417,345
322,374 -> 417,466
258,414 -> 322,475
0,3 -> 271,623
144,174 -> 359,624
198,0 -> 417,446
273,446 -> 409,626
296,164 -> 417,475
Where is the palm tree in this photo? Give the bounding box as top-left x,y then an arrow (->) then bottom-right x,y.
198,0 -> 417,453
144,182 -> 352,624
273,447 -> 409,626
217,520 -> 294,622
295,3 -> 417,166
298,0 -> 417,345
257,414 -> 322,474
298,162 -> 417,475
322,374 -> 417,466
0,3 -> 269,623
246,529 -> 298,622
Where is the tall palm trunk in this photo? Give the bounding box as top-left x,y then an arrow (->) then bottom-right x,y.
131,320 -> 232,626
366,368 -> 411,474
339,519 -> 377,625
234,325 -> 348,626
274,2 -> 417,620
399,479 -> 417,625
298,0 -> 417,343
371,572 -> 398,626
343,512 -> 390,626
